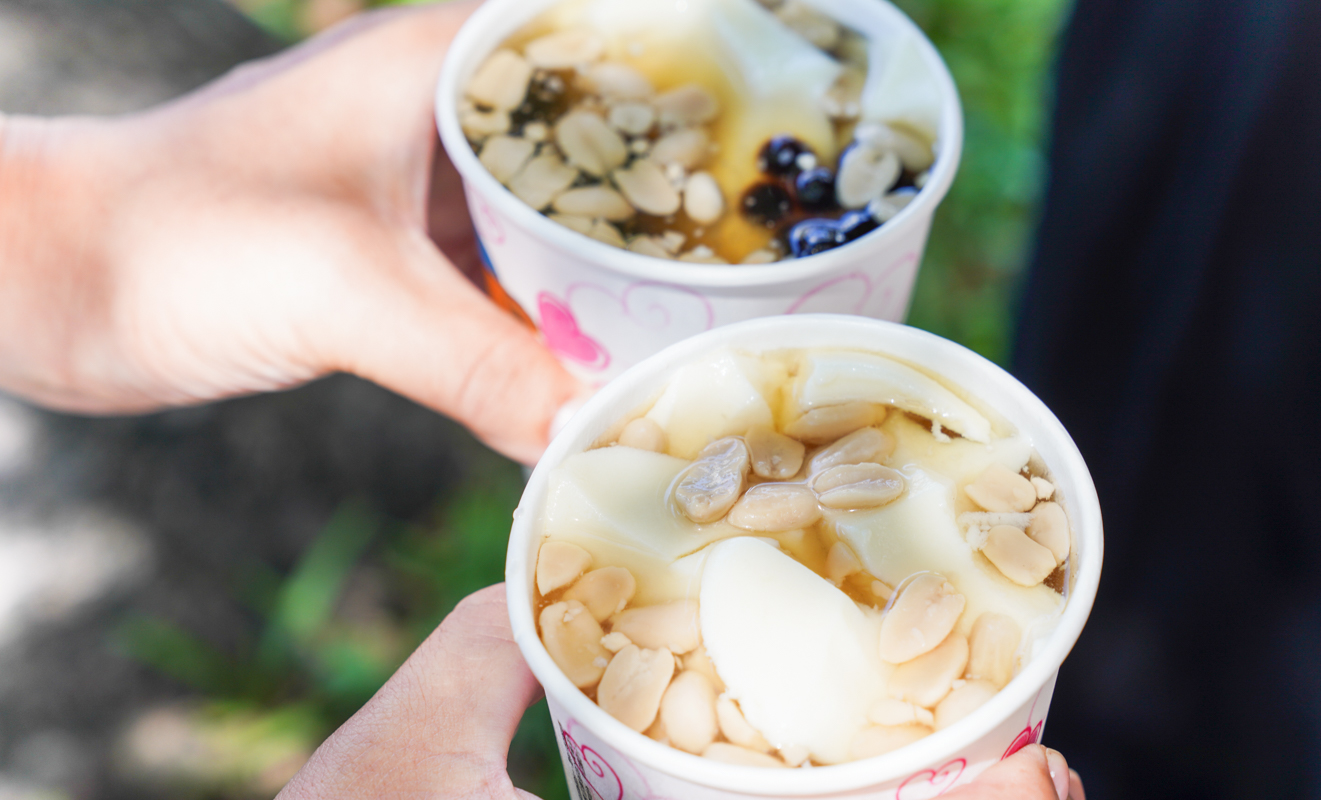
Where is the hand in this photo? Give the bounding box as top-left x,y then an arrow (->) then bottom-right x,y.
276,584 -> 1084,800
0,2 -> 584,464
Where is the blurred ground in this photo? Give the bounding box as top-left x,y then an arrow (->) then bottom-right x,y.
0,0 -> 1065,797
0,4 -> 557,798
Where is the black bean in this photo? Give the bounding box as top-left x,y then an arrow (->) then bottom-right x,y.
758,136 -> 815,178
741,182 -> 794,227
838,209 -> 880,242
794,167 -> 837,212
787,219 -> 844,257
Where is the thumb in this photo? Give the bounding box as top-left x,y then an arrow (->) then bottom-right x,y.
279,584 -> 544,799
341,230 -> 587,465
943,744 -> 1074,800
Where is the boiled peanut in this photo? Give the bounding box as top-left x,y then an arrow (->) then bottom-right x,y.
564,566 -> 636,622
966,612 -> 1021,688
879,574 -> 966,664
660,671 -> 719,754
548,213 -> 593,235
716,694 -> 772,752
741,249 -> 779,264
1030,476 -> 1055,500
613,159 -> 682,215
508,153 -> 577,210
836,144 -> 900,208
653,85 -> 718,127
460,107 -> 511,140
965,464 -> 1037,513
478,135 -> 535,184
644,715 -> 669,745
850,724 -> 931,760
783,402 -> 885,445
627,236 -> 673,259
887,632 -> 969,708
868,698 -> 935,728
745,425 -> 805,480
583,219 -> 622,247
683,171 -> 724,224
601,631 -> 632,652
651,128 -> 711,170
586,219 -> 625,247
524,28 -> 604,69
576,62 -> 654,100
618,417 -> 667,452
673,437 -> 750,523
727,484 -> 821,532
778,744 -> 810,767
608,101 -> 656,135
1027,501 -> 1070,563
683,645 -> 726,693
853,121 -> 935,172
553,186 -> 635,221
702,742 -> 786,768
612,600 -> 701,654
825,540 -> 861,584
556,111 -> 627,177
536,540 -> 591,595
523,121 -> 548,142
774,0 -> 841,49
540,600 -> 609,689
982,525 -> 1056,587
466,49 -> 532,110
934,679 -> 997,731
677,246 -> 728,264
809,427 -> 895,473
597,645 -> 675,732
812,463 -> 906,509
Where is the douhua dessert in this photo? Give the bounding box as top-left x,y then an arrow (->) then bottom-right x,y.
460,0 -> 944,263
532,347 -> 1072,767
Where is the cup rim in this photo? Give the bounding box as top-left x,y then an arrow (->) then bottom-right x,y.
435,0 -> 964,289
507,315 -> 1104,794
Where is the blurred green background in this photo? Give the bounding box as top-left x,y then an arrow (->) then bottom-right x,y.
114,0 -> 1067,796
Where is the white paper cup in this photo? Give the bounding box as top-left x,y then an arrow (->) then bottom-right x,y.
507,315 -> 1102,798
437,0 -> 964,386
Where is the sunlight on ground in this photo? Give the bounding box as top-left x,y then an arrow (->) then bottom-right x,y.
0,513 -> 153,650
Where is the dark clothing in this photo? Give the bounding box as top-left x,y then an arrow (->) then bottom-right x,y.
1014,0 -> 1321,796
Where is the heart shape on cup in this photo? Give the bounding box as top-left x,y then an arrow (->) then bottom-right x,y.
1002,720 -> 1044,760
538,292 -> 611,371
897,758 -> 967,800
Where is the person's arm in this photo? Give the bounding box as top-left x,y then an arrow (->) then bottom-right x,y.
0,3 -> 584,464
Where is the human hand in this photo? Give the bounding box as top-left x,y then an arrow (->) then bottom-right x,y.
276,583 -> 1083,799
0,2 -> 584,464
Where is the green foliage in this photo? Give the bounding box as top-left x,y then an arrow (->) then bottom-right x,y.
117,472 -> 569,800
895,0 -> 1068,363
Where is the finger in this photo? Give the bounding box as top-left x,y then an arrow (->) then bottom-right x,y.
336,230 -> 587,464
279,585 -> 542,799
1069,768 -> 1085,800
943,744 -> 1064,800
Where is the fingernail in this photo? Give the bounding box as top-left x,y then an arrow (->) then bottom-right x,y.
549,394 -> 590,442
1045,748 -> 1069,800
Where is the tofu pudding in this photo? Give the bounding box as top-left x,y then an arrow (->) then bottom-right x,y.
459,0 -> 944,264
531,347 -> 1072,768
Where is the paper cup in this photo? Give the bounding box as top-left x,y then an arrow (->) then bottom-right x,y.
436,0 -> 964,385
507,315 -> 1102,798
